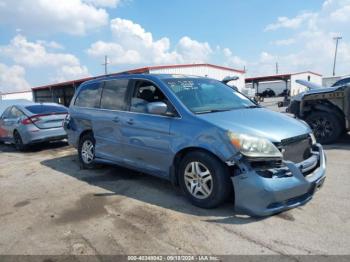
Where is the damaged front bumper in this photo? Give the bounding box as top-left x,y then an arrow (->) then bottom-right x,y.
231,143 -> 326,217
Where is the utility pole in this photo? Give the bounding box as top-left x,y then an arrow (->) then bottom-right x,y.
333,36 -> 342,76
102,55 -> 110,75
276,62 -> 279,74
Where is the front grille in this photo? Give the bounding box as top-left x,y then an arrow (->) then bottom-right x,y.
279,134 -> 312,163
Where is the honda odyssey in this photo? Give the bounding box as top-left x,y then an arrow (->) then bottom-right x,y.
64,74 -> 326,216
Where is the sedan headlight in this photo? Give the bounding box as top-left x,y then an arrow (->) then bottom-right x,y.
228,131 -> 282,158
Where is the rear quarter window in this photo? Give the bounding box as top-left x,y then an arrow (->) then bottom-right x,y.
75,83 -> 102,108
25,105 -> 67,114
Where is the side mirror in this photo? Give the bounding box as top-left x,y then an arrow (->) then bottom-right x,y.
147,102 -> 168,115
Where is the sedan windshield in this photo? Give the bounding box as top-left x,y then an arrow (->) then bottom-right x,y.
163,78 -> 256,114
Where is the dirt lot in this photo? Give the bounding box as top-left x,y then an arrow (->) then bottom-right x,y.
0,137 -> 350,255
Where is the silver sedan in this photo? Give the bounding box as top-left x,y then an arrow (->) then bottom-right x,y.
0,102 -> 68,151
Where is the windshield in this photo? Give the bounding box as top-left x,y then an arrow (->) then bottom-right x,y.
163,78 -> 256,114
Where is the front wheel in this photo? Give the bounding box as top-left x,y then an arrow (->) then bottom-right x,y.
78,133 -> 96,169
178,151 -> 232,209
306,111 -> 343,144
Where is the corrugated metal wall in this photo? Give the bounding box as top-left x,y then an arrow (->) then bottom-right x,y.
1,91 -> 33,101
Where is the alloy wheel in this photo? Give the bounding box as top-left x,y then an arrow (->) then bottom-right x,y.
81,140 -> 94,164
184,161 -> 213,199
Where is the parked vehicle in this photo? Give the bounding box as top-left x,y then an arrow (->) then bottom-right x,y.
260,88 -> 276,98
64,74 -> 326,216
0,103 -> 68,150
287,80 -> 350,144
332,76 -> 350,87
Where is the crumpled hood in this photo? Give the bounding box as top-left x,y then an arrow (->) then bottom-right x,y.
197,108 -> 311,142
292,86 -> 341,102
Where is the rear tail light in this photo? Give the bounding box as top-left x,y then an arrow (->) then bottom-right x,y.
21,116 -> 41,125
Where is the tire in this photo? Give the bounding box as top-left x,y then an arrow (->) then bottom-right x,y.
305,111 -> 343,144
13,131 -> 26,151
178,151 -> 232,209
78,132 -> 96,169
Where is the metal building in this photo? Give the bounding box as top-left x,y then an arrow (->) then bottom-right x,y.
31,63 -> 245,107
0,90 -> 33,101
245,71 -> 322,97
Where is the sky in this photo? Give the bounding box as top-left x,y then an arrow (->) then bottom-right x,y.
0,0 -> 350,93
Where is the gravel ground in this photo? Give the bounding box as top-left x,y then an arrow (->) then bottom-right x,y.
0,136 -> 349,255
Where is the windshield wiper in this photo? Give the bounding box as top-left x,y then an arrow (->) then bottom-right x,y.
196,109 -> 233,114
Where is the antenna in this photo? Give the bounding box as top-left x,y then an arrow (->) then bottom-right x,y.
102,55 -> 110,75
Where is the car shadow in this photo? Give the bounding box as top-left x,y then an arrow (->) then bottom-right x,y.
323,133 -> 350,151
0,140 -> 69,153
41,154 -> 264,225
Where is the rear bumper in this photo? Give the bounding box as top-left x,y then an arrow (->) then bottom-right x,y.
232,144 -> 326,217
21,127 -> 67,145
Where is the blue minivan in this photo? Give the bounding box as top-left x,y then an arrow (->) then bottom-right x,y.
64,74 -> 326,216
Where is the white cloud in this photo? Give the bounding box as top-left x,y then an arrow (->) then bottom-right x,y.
87,18 -> 213,65
0,0 -> 109,35
264,12 -> 316,31
0,35 -> 79,67
330,4 -> 350,22
82,0 -> 121,7
272,38 -> 296,46
36,40 -> 64,50
222,48 -> 246,68
258,0 -> 350,76
0,35 -> 90,83
176,37 -> 212,63
0,63 -> 31,93
54,65 -> 90,82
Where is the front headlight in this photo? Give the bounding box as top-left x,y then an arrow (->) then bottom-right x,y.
228,131 -> 282,158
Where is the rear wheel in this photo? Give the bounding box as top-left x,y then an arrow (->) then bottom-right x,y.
78,133 -> 96,169
306,111 -> 343,144
178,151 -> 232,209
13,131 -> 26,151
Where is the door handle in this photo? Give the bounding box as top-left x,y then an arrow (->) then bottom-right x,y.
112,117 -> 120,123
127,119 -> 134,125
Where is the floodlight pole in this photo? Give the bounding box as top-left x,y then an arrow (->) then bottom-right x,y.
333,36 -> 342,76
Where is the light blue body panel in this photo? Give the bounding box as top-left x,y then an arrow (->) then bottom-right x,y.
65,74 -> 327,216
232,144 -> 326,216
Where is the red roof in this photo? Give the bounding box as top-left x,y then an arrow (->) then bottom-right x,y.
245,71 -> 322,83
32,63 -> 245,91
127,63 -> 245,74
